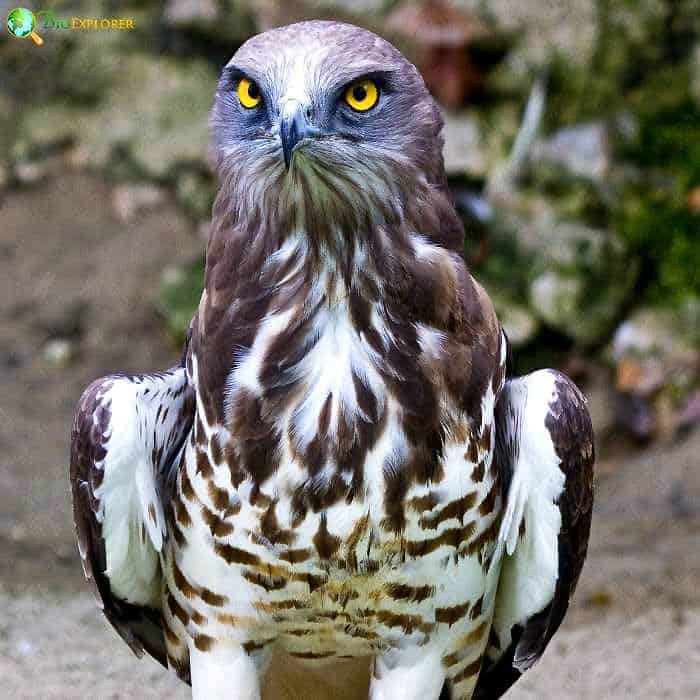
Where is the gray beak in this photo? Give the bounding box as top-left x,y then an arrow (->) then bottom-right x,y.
280,102 -> 310,169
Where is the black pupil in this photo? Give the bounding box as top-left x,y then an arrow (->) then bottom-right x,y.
353,85 -> 367,102
247,82 -> 259,99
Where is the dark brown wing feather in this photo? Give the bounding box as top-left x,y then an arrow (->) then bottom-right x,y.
473,372 -> 595,700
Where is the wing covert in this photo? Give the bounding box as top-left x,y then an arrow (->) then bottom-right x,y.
474,369 -> 595,699
70,367 -> 195,665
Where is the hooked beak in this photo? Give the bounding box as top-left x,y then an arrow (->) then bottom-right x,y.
280,102 -> 312,169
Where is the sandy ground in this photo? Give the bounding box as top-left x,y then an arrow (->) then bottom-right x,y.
1,175 -> 699,698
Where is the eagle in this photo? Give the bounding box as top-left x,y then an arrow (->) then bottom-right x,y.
70,20 -> 594,700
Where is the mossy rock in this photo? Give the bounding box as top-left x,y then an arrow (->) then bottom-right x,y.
14,101 -> 87,162
114,56 -> 215,177
523,222 -> 638,346
54,32 -> 124,105
442,111 -> 489,178
16,54 -> 217,179
610,303 -> 699,411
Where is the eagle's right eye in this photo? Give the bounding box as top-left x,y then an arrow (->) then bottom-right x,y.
344,79 -> 379,112
238,78 -> 262,109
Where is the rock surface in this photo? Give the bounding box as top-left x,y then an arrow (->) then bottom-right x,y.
523,222 -> 637,345
609,305 -> 700,438
531,122 -> 611,182
16,55 -> 217,179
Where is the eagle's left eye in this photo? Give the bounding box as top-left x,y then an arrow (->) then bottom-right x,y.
344,79 -> 379,112
238,78 -> 262,109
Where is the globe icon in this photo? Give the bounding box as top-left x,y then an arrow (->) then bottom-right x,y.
7,7 -> 43,44
7,7 -> 34,37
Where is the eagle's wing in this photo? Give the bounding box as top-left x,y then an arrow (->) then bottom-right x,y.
70,367 -> 195,666
474,369 -> 595,699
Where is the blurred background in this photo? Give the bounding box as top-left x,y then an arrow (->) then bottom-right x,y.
1,0 -> 699,697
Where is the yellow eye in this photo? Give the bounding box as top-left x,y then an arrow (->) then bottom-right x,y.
344,79 -> 379,112
238,78 -> 262,109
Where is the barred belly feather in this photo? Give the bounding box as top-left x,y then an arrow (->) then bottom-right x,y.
166,271 -> 506,687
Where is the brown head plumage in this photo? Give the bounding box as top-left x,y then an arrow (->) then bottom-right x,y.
209,20 -> 458,250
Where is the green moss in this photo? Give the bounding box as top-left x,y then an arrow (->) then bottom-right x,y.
465,220 -> 533,299
156,258 -> 204,343
615,64 -> 700,303
538,0 -> 700,305
523,168 -> 610,228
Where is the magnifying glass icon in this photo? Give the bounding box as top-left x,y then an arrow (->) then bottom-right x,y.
7,7 -> 44,46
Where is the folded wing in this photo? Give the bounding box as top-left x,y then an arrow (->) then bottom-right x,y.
70,367 -> 195,665
474,369 -> 595,699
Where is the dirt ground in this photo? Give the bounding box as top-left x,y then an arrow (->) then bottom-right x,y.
1,175 -> 699,698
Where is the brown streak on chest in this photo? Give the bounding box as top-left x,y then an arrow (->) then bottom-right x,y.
200,588 -> 229,607
382,444 -> 445,535
207,480 -> 231,511
174,496 -> 192,528
404,521 -> 477,558
200,503 -> 235,537
458,518 -> 501,561
376,609 -> 434,635
407,491 -> 441,513
195,449 -> 213,479
173,561 -> 198,599
229,388 -> 281,489
435,601 -> 471,626
167,592 -> 189,625
260,500 -> 296,546
470,461 -> 485,483
418,492 -> 477,530
180,469 -> 196,501
465,439 -> 479,464
279,547 -> 314,564
384,582 -> 435,603
477,479 -> 499,517
479,424 -> 492,452
243,569 -> 288,592
193,633 -> 215,652
214,542 -> 261,566
313,514 -> 341,560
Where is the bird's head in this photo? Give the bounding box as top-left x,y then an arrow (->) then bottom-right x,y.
210,21 -> 446,236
